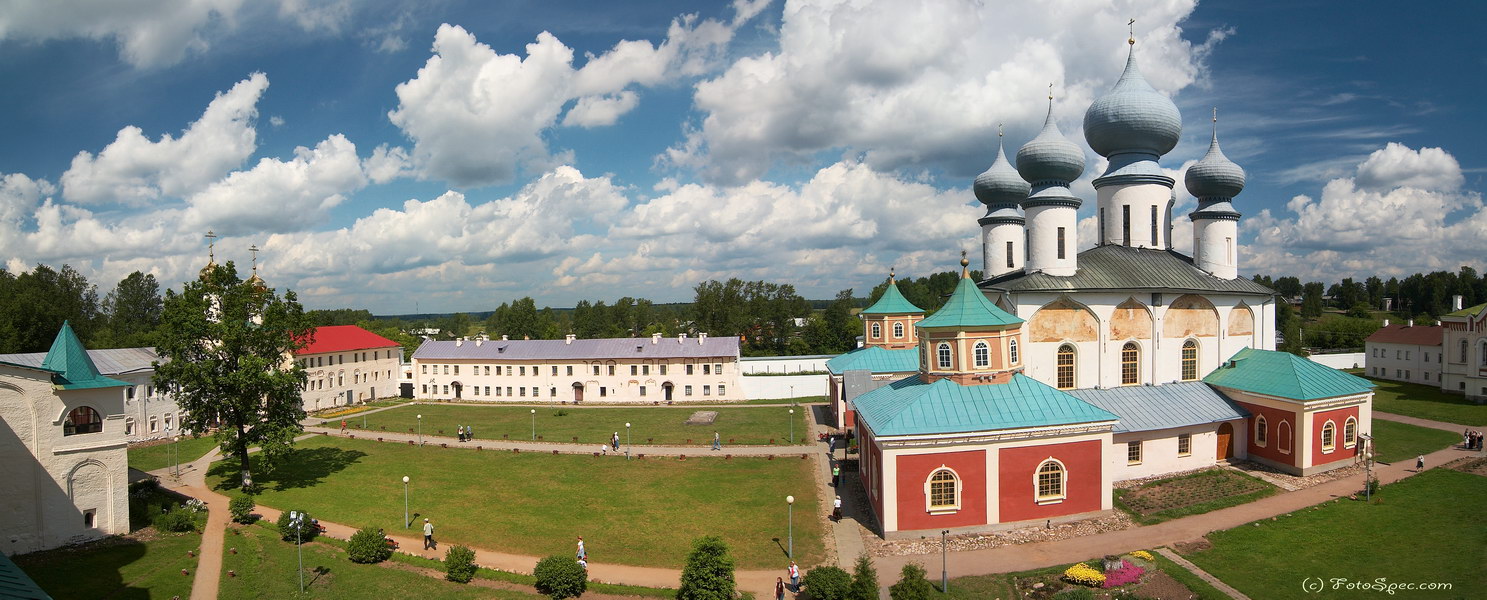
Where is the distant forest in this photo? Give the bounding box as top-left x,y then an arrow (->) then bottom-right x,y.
2,261 -> 1479,358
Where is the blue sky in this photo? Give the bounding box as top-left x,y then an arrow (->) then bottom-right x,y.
0,0 -> 1481,314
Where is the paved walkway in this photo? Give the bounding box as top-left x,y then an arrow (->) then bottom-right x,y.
1154,548 -> 1252,600
304,424 -> 820,456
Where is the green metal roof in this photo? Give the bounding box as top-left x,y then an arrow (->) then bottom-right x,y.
1203,347 -> 1374,401
916,275 -> 1022,328
826,346 -> 919,375
0,550 -> 51,599
982,245 -> 1275,296
1445,302 -> 1486,318
854,373 -> 1118,437
41,321 -> 130,390
861,280 -> 924,315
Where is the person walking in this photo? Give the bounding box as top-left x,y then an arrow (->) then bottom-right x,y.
775,577 -> 786,600
832,495 -> 842,522
612,432 -> 620,452
578,557 -> 587,570
713,431 -> 721,451
1416,454 -> 1425,471
576,536 -> 586,560
788,560 -> 800,592
831,463 -> 841,487
456,424 -> 464,442
422,518 -> 435,550
466,424 -> 473,442
341,419 -> 347,435
827,435 -> 834,457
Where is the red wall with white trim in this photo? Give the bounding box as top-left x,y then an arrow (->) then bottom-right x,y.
1310,406 -> 1360,466
998,440 -> 1102,523
894,450 -> 987,530
1236,401 -> 1298,467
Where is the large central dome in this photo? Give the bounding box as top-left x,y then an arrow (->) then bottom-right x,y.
1083,47 -> 1181,158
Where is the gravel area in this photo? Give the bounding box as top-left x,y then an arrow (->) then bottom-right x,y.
1223,459 -> 1367,491
864,511 -> 1136,557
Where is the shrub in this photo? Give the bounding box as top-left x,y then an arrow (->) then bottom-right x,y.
152,508 -> 196,532
1102,560 -> 1144,588
347,526 -> 392,564
228,496 -> 256,524
275,510 -> 318,543
848,554 -> 878,600
1063,563 -> 1105,587
677,535 -> 736,600
444,545 -> 477,583
888,563 -> 934,600
801,566 -> 851,600
533,555 -> 587,599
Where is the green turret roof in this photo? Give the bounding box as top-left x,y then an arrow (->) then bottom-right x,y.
917,273 -> 1022,328
826,346 -> 919,375
854,373 -> 1118,436
1204,347 -> 1373,401
42,321 -> 130,390
862,279 -> 924,315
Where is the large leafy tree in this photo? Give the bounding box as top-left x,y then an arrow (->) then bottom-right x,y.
154,262 -> 312,491
0,264 -> 101,352
99,271 -> 164,348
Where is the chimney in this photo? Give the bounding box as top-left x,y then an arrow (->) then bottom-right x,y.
565,334 -> 576,345
501,334 -> 509,341
652,333 -> 662,345
678,333 -> 687,344
475,339 -> 483,347
455,339 -> 463,347
699,333 -> 708,345
1454,295 -> 1464,311
1436,320 -> 1443,327
1382,319 -> 1389,327
1407,319 -> 1414,327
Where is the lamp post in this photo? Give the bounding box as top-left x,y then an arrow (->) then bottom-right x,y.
789,409 -> 795,444
1361,433 -> 1374,502
290,511 -> 305,593
625,422 -> 631,460
173,434 -> 180,478
786,495 -> 795,558
416,413 -> 423,446
940,529 -> 949,592
402,476 -> 410,529
531,409 -> 536,441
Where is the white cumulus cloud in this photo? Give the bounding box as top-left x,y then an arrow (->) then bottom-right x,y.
181,134 -> 369,235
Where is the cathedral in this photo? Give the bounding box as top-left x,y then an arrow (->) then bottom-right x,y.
830,38 -> 1375,537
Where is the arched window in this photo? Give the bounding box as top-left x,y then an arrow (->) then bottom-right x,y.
1009,339 -> 1019,364
1344,417 -> 1357,448
1278,421 -> 1292,454
1321,420 -> 1336,453
125,418 -> 135,437
1181,340 -> 1198,381
936,342 -> 952,370
1461,339 -> 1469,363
1036,459 -> 1065,502
871,322 -> 881,339
1121,342 -> 1140,385
926,468 -> 960,512
893,322 -> 905,338
64,407 -> 102,436
1056,344 -> 1075,390
1480,340 -> 1487,367
1254,415 -> 1267,447
973,341 -> 990,368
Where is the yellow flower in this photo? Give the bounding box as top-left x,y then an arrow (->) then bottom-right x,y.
1130,550 -> 1155,561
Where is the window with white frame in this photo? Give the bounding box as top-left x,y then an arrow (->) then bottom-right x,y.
893,322 -> 904,338
926,468 -> 960,512
1255,415 -> 1267,447
1121,342 -> 1140,385
936,342 -> 952,370
1344,417 -> 1357,448
871,322 -> 881,339
1181,339 -> 1198,381
1321,420 -> 1336,453
1036,459 -> 1065,502
1178,433 -> 1192,456
1056,345 -> 1075,390
973,341 -> 990,368
1126,441 -> 1142,465
1009,338 -> 1019,364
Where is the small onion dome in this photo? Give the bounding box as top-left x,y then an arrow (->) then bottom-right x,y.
1185,129 -> 1245,199
1083,46 -> 1182,158
246,273 -> 267,292
198,260 -> 216,281
973,142 -> 1030,206
1017,103 -> 1085,184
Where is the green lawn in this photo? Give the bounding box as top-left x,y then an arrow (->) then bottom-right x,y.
1367,377 -> 1487,426
348,403 -> 813,446
1371,419 -> 1463,464
14,532 -> 200,599
208,435 -> 824,570
128,435 -> 222,472
220,522 -> 536,600
1182,469 -> 1487,599
1114,469 -> 1278,525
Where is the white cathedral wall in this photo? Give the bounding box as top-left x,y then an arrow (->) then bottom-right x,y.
1097,183 -> 1172,249
1192,219 -> 1238,280
983,222 -> 1024,278
1024,206 -> 1078,276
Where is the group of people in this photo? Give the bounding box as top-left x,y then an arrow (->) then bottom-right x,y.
576,536 -> 588,570
1466,430 -> 1485,451
456,424 -> 475,442
775,561 -> 800,599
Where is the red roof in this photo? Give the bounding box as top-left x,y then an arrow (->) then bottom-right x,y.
295,325 -> 400,356
1364,324 -> 1442,346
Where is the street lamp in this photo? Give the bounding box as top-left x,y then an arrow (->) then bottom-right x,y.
289,511 -> 305,593
417,414 -> 423,446
1361,433 -> 1375,502
625,422 -> 632,460
531,409 -> 537,441
941,529 -> 949,592
173,434 -> 180,478
402,476 -> 410,529
789,409 -> 795,444
786,495 -> 795,558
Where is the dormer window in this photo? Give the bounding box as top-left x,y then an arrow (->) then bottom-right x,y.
64,407 -> 103,436
936,342 -> 952,370
973,341 -> 989,368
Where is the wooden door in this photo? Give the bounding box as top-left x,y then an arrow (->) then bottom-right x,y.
1216,422 -> 1234,459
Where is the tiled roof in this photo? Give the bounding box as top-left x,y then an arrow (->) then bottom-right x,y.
917,275 -> 1023,328
1364,324 -> 1443,346
0,347 -> 160,376
41,321 -> 130,390
1204,347 -> 1374,401
981,245 -> 1275,296
853,374 -> 1118,437
1445,302 -> 1487,318
295,325 -> 400,356
1067,382 -> 1249,433
412,335 -> 741,361
862,281 -> 924,315
826,346 -> 918,375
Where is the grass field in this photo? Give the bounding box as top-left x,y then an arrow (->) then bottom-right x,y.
346,403 -> 813,446
1368,377 -> 1487,426
1182,468 -> 1487,599
1114,469 -> 1278,525
208,435 -> 825,569
14,532 -> 200,599
1371,419 -> 1463,464
220,522 -> 535,600
128,435 -> 222,472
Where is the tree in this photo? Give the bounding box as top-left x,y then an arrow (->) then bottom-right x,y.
801,565 -> 851,600
99,271 -> 163,348
154,262 -> 312,491
533,555 -> 587,599
676,535 -> 736,600
444,545 -> 477,583
848,555 -> 879,600
1301,281 -> 1325,319
888,563 -> 933,600
0,264 -> 101,352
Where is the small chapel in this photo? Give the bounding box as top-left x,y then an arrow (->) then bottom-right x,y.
833,35 -> 1375,537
